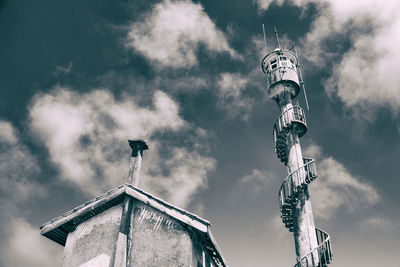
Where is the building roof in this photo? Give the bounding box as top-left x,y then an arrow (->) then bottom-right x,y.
40,183 -> 227,266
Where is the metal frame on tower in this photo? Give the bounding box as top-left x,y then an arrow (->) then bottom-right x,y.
260,26 -> 333,267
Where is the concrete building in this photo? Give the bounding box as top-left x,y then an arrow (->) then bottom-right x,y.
40,140 -> 226,267
260,29 -> 333,267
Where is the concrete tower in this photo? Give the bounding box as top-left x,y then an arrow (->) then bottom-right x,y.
40,140 -> 226,267
261,35 -> 333,266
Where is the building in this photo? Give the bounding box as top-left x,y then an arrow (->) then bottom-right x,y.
40,140 -> 226,267
260,29 -> 333,267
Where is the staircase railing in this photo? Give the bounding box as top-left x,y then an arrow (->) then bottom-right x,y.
273,106 -> 307,164
279,158 -> 317,210
278,158 -> 333,265
294,228 -> 333,267
273,104 -> 332,266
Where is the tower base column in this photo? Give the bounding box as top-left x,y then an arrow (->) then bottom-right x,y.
293,187 -> 319,266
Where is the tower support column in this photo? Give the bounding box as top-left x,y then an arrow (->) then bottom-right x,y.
293,189 -> 318,265
286,132 -> 319,265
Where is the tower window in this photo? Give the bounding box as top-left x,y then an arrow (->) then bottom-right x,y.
270,59 -> 277,65
271,63 -> 277,70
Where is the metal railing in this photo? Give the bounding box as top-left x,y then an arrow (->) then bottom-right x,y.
294,228 -> 333,267
277,158 -> 332,266
273,106 -> 332,267
273,106 -> 307,164
273,106 -> 307,143
279,158 -> 317,208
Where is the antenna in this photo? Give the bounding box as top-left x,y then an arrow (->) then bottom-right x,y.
294,46 -> 310,110
274,26 -> 281,49
262,24 -> 268,52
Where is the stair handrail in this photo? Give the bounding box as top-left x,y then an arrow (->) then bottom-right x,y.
273,105 -> 307,137
294,228 -> 333,267
279,158 -> 317,207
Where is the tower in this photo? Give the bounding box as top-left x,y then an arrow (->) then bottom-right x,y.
261,33 -> 333,266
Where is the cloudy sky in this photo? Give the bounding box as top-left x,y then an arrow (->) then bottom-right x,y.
0,0 -> 399,266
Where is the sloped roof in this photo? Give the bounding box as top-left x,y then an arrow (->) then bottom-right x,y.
40,183 -> 227,266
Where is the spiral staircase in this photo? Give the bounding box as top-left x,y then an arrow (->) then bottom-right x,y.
273,106 -> 333,267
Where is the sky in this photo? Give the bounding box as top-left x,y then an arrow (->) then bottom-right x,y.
0,0 -> 399,266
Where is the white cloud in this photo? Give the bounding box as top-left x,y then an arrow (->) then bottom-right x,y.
29,87 -> 215,208
0,121 -> 18,144
0,120 -> 44,202
0,122 -> 56,267
234,169 -> 275,197
307,145 -> 380,219
360,216 -> 397,231
256,0 -> 400,113
255,0 -> 285,12
142,144 -> 216,208
0,217 -> 62,267
217,73 -> 254,119
29,87 -> 184,195
302,142 -> 321,158
126,0 -> 237,68
239,169 -> 274,191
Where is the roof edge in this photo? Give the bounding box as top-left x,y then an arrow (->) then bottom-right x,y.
40,184 -> 211,236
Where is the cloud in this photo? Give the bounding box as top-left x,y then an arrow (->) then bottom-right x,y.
255,0 -> 400,113
29,87 -> 215,208
126,0 -> 237,68
0,121 -> 18,144
29,87 -> 184,195
217,73 -> 254,119
302,142 -> 321,158
0,121 -> 58,267
0,120 -> 44,203
52,62 -> 73,76
255,0 -> 285,12
215,36 -> 273,119
233,169 -> 275,198
0,217 -> 61,267
360,216 -> 397,231
238,169 -> 275,193
306,144 -> 380,219
142,144 -> 216,208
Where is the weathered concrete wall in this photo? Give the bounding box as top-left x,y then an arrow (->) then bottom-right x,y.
62,204 -> 122,267
59,198 -> 218,267
129,204 -> 193,266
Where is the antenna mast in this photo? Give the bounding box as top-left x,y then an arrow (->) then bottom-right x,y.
294,46 -> 310,110
274,26 -> 281,49
262,24 -> 268,52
